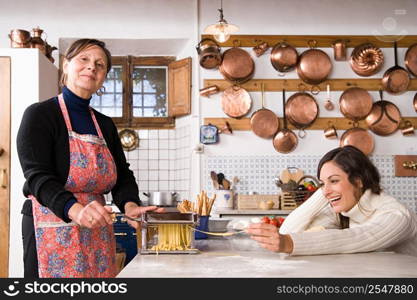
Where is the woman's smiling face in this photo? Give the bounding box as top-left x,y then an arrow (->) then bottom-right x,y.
319,161 -> 363,213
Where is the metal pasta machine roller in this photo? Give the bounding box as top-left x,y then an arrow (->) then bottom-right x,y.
139,211 -> 199,254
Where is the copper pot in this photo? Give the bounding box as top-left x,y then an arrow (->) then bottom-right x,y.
196,38 -> 222,69
340,127 -> 374,156
285,92 -> 319,129
30,27 -> 47,55
405,43 -> 417,77
220,46 -> 254,84
297,41 -> 332,85
382,42 -> 410,95
8,29 -> 31,48
273,90 -> 298,154
339,87 -> 373,121
365,90 -> 401,136
250,83 -> 279,139
350,43 -> 384,77
332,40 -> 348,61
221,85 -> 252,118
270,42 -> 298,73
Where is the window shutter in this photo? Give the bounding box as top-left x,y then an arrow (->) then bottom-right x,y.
168,57 -> 191,117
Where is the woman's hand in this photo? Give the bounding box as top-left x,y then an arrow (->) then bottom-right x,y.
68,201 -> 113,229
246,223 -> 294,253
124,202 -> 165,229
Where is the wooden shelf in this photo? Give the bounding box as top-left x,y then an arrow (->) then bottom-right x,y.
204,78 -> 417,92
201,34 -> 417,48
204,117 -> 417,131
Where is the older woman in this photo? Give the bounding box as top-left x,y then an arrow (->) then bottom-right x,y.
247,146 -> 417,256
17,39 -> 161,278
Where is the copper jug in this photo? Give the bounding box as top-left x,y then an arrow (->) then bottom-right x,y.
30,27 -> 47,55
45,42 -> 58,63
8,29 -> 31,48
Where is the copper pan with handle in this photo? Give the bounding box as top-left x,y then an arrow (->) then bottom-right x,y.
381,41 -> 410,95
405,43 -> 417,77
221,85 -> 252,118
297,40 -> 332,85
220,43 -> 254,84
339,87 -> 373,121
273,89 -> 298,154
339,124 -> 374,156
270,42 -> 299,74
365,90 -> 401,136
250,83 -> 280,139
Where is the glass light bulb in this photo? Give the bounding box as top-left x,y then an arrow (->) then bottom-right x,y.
213,31 -> 230,43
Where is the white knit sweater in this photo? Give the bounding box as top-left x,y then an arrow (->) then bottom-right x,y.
279,189 -> 417,256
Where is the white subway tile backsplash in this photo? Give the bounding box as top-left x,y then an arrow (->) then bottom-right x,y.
159,170 -> 169,180
149,150 -> 158,159
169,130 -> 175,139
159,140 -> 169,149
149,130 -> 158,139
140,140 -> 148,149
159,130 -> 169,139
149,181 -> 158,191
149,160 -> 159,170
138,160 -> 148,169
159,180 -> 169,190
159,160 -> 169,170
138,181 -> 148,191
159,149 -> 169,159
129,149 -> 139,159
149,170 -> 158,180
149,140 -> 158,149
138,130 -> 149,139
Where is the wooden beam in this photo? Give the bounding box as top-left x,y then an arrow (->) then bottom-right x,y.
204,117 -> 417,131
204,78 -> 417,92
201,34 -> 417,48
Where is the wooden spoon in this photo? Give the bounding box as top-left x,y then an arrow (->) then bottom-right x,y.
280,169 -> 291,184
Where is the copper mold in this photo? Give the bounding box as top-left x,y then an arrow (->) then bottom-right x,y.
339,87 -> 373,121
350,43 -> 384,77
221,85 -> 252,118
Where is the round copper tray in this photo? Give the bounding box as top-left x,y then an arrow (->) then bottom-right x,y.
221,86 -> 252,118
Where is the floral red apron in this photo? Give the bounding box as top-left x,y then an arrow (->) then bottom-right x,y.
30,94 -> 118,278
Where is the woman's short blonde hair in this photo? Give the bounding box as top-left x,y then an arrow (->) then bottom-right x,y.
60,38 -> 112,87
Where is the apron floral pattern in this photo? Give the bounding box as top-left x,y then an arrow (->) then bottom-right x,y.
30,94 -> 118,278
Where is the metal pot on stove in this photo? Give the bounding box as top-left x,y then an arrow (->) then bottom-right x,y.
142,192 -> 178,206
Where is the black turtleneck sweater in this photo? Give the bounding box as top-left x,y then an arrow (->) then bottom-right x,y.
17,86 -> 141,222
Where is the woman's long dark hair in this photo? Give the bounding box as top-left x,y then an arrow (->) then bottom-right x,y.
317,146 -> 381,228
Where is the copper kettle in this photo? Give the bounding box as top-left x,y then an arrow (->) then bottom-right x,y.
45,42 -> 57,63
30,27 -> 47,55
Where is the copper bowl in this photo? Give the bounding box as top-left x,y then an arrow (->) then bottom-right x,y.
350,43 -> 384,77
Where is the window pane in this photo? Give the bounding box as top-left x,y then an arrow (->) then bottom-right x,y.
90,65 -> 123,117
132,66 -> 167,118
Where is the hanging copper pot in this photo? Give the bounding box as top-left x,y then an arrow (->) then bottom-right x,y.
8,29 -> 31,48
221,85 -> 252,118
219,45 -> 254,84
273,89 -> 298,154
250,83 -> 279,139
365,90 -> 401,136
270,42 -> 298,73
382,41 -> 410,95
340,126 -> 374,156
285,91 -> 319,129
297,40 -> 332,85
339,87 -> 373,121
405,43 -> 417,77
350,43 -> 384,77
196,38 -> 222,69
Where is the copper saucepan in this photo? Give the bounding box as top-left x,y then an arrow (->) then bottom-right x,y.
221,85 -> 252,118
250,83 -> 279,139
405,43 -> 417,77
285,91 -> 319,135
339,87 -> 373,121
196,38 -> 222,69
297,40 -> 332,85
339,126 -> 374,156
382,41 -> 410,95
273,89 -> 298,154
365,90 -> 401,136
270,42 -> 298,73
220,46 -> 254,84
350,43 -> 384,77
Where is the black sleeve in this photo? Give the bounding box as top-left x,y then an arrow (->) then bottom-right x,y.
106,120 -> 141,212
16,103 -> 75,222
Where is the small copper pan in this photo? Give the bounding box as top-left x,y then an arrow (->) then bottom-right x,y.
340,126 -> 374,156
365,90 -> 401,136
221,85 -> 252,118
270,42 -> 298,73
297,40 -> 332,85
285,91 -> 319,129
339,87 -> 373,121
382,42 -> 410,95
220,45 -> 254,84
250,83 -> 279,139
273,90 -> 298,153
405,43 -> 417,77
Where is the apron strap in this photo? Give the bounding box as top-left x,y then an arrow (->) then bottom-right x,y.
58,94 -> 73,131
89,108 -> 104,139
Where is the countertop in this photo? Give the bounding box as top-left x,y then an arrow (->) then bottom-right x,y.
117,237 -> 417,278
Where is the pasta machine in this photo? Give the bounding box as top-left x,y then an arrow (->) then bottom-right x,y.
139,211 -> 199,254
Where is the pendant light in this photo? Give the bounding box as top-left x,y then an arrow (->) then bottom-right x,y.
204,0 -> 239,43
